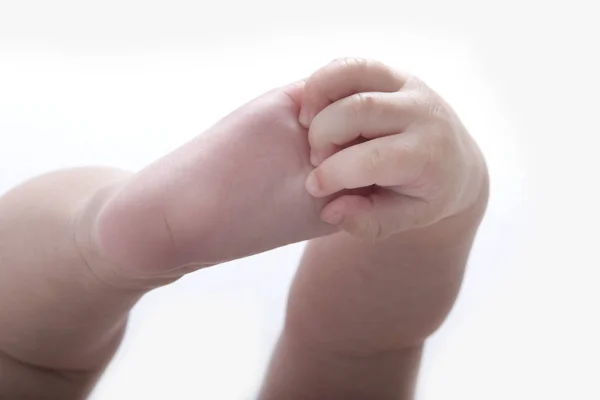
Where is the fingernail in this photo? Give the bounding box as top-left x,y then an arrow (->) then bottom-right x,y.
322,208 -> 343,225
310,150 -> 320,167
305,172 -> 321,196
299,107 -> 310,128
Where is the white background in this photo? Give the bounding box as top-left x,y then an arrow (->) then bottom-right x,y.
0,0 -> 598,399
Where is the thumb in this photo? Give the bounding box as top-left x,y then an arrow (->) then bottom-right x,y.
320,192 -> 433,239
279,79 -> 308,109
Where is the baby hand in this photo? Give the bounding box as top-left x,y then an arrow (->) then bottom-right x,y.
301,58 -> 488,239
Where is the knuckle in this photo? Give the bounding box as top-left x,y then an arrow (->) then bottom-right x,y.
404,83 -> 450,121
390,135 -> 417,165
426,96 -> 452,121
365,146 -> 384,176
335,57 -> 369,71
350,92 -> 376,119
404,90 -> 430,112
348,216 -> 384,240
426,101 -> 443,117
403,73 -> 427,91
403,97 -> 448,125
402,198 -> 434,229
429,127 -> 457,161
392,135 -> 418,155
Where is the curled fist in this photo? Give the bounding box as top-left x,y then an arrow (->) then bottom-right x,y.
300,58 -> 487,239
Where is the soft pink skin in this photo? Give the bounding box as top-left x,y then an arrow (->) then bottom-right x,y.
259,59 -> 488,400
0,58 -> 489,400
299,59 -> 487,240
92,83 -> 337,278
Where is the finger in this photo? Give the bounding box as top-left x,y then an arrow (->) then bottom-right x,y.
320,192 -> 433,239
308,91 -> 424,165
299,58 -> 409,127
279,78 -> 307,108
305,133 -> 429,198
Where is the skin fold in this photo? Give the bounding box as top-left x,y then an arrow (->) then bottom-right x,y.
0,58 -> 488,399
